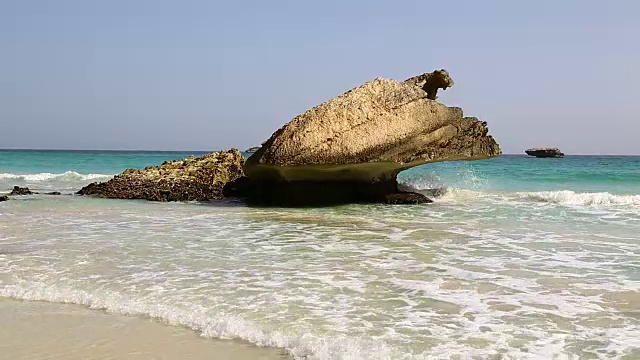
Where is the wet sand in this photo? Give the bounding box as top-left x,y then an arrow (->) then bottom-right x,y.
0,298 -> 287,360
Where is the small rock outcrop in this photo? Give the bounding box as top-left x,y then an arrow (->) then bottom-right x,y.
231,70 -> 500,206
245,146 -> 261,153
0,195 -> 8,202
10,186 -> 33,195
46,191 -> 62,195
78,149 -> 245,201
525,148 -> 564,158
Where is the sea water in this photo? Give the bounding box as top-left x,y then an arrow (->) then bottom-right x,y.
1,150 -> 639,359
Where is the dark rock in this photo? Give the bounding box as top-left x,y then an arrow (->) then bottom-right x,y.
525,148 -> 564,158
46,191 -> 62,195
397,183 -> 448,199
224,177 -> 402,207
224,177 -> 434,207
385,192 -> 433,204
77,149 -> 245,202
0,195 -> 8,202
245,147 -> 261,153
10,186 -> 33,195
420,187 -> 448,199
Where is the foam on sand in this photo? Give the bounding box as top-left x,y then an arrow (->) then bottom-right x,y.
0,298 -> 286,360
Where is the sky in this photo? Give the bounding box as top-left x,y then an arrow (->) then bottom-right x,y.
1,0 -> 639,154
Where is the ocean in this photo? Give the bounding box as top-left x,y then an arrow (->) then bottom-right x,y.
1,150 -> 639,359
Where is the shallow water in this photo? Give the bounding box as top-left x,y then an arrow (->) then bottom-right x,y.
0,298 -> 285,360
1,151 -> 639,359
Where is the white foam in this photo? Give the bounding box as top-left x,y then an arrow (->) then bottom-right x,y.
2,188 -> 639,359
0,171 -> 112,182
407,187 -> 640,209
516,190 -> 640,206
0,283 -> 400,360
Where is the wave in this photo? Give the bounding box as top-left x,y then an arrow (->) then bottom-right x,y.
516,190 -> 640,206
0,283 -> 399,360
409,186 -> 640,207
0,171 -> 112,182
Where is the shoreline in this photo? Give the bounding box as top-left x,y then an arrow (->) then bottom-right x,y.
0,297 -> 287,360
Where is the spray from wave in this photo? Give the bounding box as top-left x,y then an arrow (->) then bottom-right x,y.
397,171 -> 450,200
398,170 -> 640,208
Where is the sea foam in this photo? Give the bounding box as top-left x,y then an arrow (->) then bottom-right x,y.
408,186 -> 640,208
516,190 -> 640,206
0,171 -> 112,182
0,282 -> 399,360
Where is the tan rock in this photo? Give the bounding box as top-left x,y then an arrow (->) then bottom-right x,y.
245,77 -> 500,184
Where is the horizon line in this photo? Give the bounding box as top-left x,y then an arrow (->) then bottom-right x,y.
0,148 -> 638,156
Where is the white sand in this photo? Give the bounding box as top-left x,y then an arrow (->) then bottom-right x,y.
0,298 -> 287,360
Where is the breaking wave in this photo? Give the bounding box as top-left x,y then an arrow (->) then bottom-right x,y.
0,171 -> 112,182
515,190 -> 640,206
399,183 -> 640,208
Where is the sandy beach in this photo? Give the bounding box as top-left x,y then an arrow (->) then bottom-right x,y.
0,298 -> 286,360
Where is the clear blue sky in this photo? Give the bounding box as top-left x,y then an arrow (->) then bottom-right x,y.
2,0 -> 638,154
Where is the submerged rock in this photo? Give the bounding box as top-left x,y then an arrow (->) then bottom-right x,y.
10,186 -> 33,195
46,191 -> 62,195
525,148 -> 564,158
237,70 -> 500,206
385,192 -> 433,205
0,195 -> 8,202
77,149 -> 245,201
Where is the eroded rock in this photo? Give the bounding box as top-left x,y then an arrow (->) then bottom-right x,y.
403,69 -> 454,100
238,72 -> 500,206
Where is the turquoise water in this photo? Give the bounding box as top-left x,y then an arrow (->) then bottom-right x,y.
1,150 -> 639,359
2,150 -> 639,195
401,155 -> 640,195
0,149 -> 211,175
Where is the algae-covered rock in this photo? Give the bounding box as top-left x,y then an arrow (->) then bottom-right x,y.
78,149 -> 245,201
10,186 -> 33,195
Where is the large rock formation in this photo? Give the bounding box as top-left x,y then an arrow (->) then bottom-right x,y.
230,71 -> 501,206
78,149 -> 245,201
525,148 -> 564,158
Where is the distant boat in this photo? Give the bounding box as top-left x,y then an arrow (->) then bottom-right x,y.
525,147 -> 564,158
